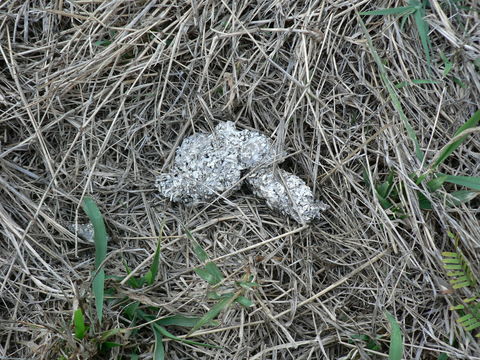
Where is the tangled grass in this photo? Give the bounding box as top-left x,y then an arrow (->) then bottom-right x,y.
1,0 -> 479,359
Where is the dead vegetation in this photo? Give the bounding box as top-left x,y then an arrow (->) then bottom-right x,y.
1,0 -> 479,359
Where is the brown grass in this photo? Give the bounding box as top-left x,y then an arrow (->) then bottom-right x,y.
1,0 -> 479,359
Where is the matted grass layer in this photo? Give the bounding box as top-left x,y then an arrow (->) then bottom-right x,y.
1,0 -> 479,359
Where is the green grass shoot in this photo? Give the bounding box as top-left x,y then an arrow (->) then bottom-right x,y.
73,308 -> 87,340
385,311 -> 404,360
82,196 -> 109,324
430,110 -> 480,170
152,325 -> 165,360
359,16 -> 425,162
361,0 -> 432,67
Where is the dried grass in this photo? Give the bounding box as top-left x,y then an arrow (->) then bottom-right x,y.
1,0 -> 479,359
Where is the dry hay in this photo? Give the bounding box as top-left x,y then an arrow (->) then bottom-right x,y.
1,0 -> 479,359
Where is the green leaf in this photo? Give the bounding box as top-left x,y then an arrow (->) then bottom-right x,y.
154,324 -> 219,348
185,229 -> 209,262
385,311 -> 404,360
360,6 -> 415,16
440,52 -> 453,76
194,268 -> 216,284
235,296 -> 253,308
432,110 -> 480,169
151,325 -> 165,360
417,192 -> 432,210
156,315 -> 206,327
73,308 -> 87,340
413,3 -> 431,67
94,40 -> 112,47
191,295 -> 237,333
426,175 -> 447,192
446,190 -> 478,206
442,175 -> 480,191
359,19 -> 424,162
453,110 -> 480,137
144,239 -> 162,286
82,197 -> 108,324
452,77 -> 467,88
99,328 -> 123,342
438,353 -> 449,360
123,301 -> 140,319
123,261 -> 143,289
92,273 -> 105,324
204,262 -> 224,284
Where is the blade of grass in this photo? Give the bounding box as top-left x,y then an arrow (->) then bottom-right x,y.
430,110 -> 480,169
156,315 -> 208,327
152,325 -> 165,360
442,175 -> 480,191
204,262 -> 224,285
385,311 -> 404,360
135,309 -> 218,329
194,268 -> 217,285
395,79 -> 437,89
235,296 -> 253,307
360,6 -> 415,16
440,52 -> 453,76
190,294 -> 238,334
185,229 -> 209,262
73,308 -> 87,340
426,175 -> 447,192
358,17 -> 424,161
412,1 -> 431,67
154,324 -> 219,348
144,239 -> 162,286
446,190 -> 478,206
82,196 -> 108,324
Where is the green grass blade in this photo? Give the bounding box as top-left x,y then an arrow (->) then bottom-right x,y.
441,252 -> 459,257
442,258 -> 461,264
156,315 -> 205,327
194,268 -> 216,284
123,301 -> 140,319
204,262 -> 224,285
431,110 -> 480,169
454,110 -> 480,137
426,175 -> 447,192
185,229 -> 209,262
359,17 -> 424,161
360,6 -> 414,16
191,295 -> 237,334
73,308 -> 87,340
151,325 -> 165,360
144,239 -> 162,286
447,190 -> 478,206
154,324 -> 219,348
413,4 -> 431,67
442,175 -> 480,191
235,296 -> 253,307
417,192 -> 432,210
123,261 -> 142,289
440,52 -> 453,76
385,311 -> 404,360
82,196 -> 108,324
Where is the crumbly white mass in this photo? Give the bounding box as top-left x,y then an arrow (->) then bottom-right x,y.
156,122 -> 328,223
